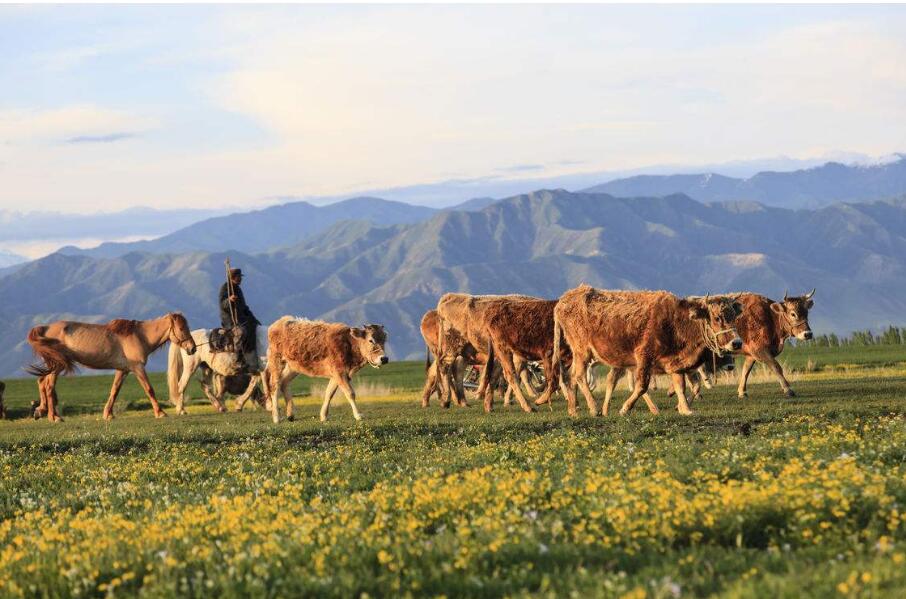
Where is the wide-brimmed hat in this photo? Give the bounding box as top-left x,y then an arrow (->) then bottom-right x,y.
230,268 -> 243,278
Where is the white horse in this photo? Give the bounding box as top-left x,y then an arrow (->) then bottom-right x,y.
167,328 -> 246,414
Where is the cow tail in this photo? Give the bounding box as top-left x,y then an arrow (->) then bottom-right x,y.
425,345 -> 432,373
477,339 -> 495,397
24,326 -> 76,377
167,340 -> 184,406
547,313 -> 564,404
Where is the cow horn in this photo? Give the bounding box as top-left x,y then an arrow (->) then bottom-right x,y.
783,289 -> 789,302
805,288 -> 816,300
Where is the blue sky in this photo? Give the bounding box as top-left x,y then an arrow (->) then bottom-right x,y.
1,4 -> 905,213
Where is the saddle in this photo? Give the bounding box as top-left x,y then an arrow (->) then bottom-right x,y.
209,327 -> 242,353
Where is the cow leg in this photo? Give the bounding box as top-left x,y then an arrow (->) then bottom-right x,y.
133,366 -> 166,418
234,374 -> 261,412
266,356 -> 285,424
281,371 -> 299,421
761,353 -> 795,398
602,367 -> 624,417
102,370 -> 127,421
736,356 -> 757,399
421,360 -> 438,408
671,373 -> 693,415
498,351 -> 535,413
619,363 -> 654,416
337,374 -> 363,421
688,372 -> 704,403
320,378 -> 340,422
452,357 -> 468,407
574,360 -> 599,417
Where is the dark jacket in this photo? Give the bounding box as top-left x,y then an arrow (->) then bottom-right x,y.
219,282 -> 261,329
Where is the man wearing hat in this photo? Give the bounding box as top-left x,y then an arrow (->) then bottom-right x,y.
219,267 -> 261,366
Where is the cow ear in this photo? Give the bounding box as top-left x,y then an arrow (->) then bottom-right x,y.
681,300 -> 708,320
350,328 -> 366,339
770,302 -> 785,314
805,299 -> 814,309
733,302 -> 743,316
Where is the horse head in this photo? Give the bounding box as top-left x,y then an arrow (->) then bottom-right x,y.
169,313 -> 197,355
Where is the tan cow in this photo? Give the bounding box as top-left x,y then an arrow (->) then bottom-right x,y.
436,293 -> 539,412
554,286 -> 742,417
265,317 -> 388,424
733,290 -> 815,398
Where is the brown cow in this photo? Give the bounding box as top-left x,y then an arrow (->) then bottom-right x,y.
436,293 -> 539,413
733,290 -> 815,398
265,316 -> 388,424
476,298 -> 570,412
420,309 -> 476,408
420,308 -> 529,409
554,286 -> 742,417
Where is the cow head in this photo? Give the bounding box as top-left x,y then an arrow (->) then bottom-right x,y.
683,295 -> 743,353
351,324 -> 389,368
771,289 -> 815,341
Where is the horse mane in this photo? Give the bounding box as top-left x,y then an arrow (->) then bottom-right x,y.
168,312 -> 189,330
106,319 -> 140,337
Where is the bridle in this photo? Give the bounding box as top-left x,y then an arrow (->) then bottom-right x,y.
699,320 -> 737,357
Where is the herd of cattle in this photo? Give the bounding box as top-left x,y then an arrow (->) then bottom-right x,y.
8,284 -> 815,423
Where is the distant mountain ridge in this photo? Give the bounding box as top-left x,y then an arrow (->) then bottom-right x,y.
3,189 -> 906,376
584,155 -> 906,208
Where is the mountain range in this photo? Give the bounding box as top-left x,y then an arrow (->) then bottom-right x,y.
2,189 -> 906,376
585,155 -> 906,209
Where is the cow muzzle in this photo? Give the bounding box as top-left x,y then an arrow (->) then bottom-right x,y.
726,337 -> 743,352
797,330 -> 813,341
380,356 -> 389,365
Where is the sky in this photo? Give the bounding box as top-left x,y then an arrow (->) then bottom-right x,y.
1,4 -> 905,214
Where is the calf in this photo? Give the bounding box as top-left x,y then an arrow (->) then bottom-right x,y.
733,290 -> 815,398
554,286 -> 742,416
266,317 -> 388,424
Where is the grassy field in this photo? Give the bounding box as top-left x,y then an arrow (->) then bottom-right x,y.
1,347 -> 905,598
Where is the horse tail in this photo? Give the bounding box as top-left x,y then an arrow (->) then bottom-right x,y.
477,338 -> 495,397
24,326 -> 76,377
167,338 -> 185,406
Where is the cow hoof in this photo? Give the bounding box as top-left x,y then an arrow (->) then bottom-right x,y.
103,413 -> 114,421
286,415 -> 295,422
619,408 -> 629,416
354,414 -> 364,422
155,411 -> 167,419
784,389 -> 797,398
319,415 -> 328,423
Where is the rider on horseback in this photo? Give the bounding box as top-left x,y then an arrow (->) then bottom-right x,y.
219,267 -> 261,369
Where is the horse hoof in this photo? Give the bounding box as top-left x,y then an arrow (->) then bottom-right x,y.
738,393 -> 748,400
784,389 -> 797,398
155,411 -> 167,419
619,408 -> 629,416
286,415 -> 295,422
354,414 -> 363,422
319,415 -> 327,423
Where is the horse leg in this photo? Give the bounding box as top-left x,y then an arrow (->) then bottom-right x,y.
34,376 -> 47,420
103,370 -> 128,421
234,374 -> 261,412
44,372 -> 62,422
201,375 -> 227,413
133,366 -> 166,418
174,361 -> 196,415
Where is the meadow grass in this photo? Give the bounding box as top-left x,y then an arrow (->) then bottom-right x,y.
0,349 -> 905,598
